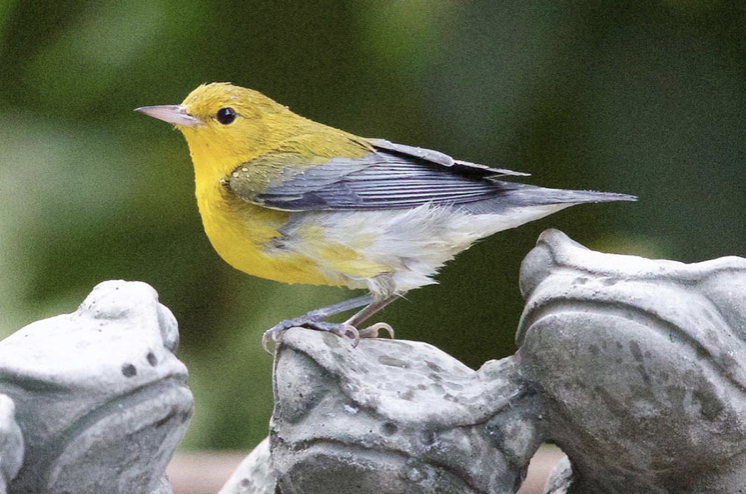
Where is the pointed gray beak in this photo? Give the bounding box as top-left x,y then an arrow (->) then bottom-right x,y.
134,105 -> 204,127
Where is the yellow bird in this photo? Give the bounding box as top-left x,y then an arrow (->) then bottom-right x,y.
136,82 -> 635,350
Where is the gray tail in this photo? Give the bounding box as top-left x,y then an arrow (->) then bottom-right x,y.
461,184 -> 637,215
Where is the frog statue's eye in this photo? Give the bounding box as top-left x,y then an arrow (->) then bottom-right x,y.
216,107 -> 236,125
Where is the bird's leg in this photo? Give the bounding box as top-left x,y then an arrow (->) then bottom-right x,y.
262,294 -> 398,353
344,296 -> 398,339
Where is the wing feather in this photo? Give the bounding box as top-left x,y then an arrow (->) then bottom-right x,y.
367,138 -> 530,178
228,143 -> 526,211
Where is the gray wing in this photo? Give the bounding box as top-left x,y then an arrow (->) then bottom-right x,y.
368,139 -> 530,178
228,141 -> 528,211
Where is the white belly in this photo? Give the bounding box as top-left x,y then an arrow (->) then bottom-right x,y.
279,202 -> 572,296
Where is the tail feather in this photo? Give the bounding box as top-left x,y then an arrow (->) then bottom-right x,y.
461,183 -> 637,215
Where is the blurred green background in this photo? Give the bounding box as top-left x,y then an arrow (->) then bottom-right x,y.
0,1 -> 744,450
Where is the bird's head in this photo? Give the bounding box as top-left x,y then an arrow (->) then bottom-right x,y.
136,83 -> 300,177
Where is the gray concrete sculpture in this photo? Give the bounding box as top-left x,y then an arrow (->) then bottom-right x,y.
0,280 -> 192,494
519,229 -> 746,493
222,229 -> 746,494
222,331 -> 542,494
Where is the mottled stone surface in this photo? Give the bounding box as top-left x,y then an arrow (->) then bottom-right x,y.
222,331 -> 544,494
0,280 -> 192,494
151,476 -> 175,494
222,229 -> 746,494
518,229 -> 746,493
0,395 -> 23,494
218,438 -> 274,494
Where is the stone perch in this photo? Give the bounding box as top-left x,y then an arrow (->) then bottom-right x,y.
0,280 -> 193,494
222,229 -> 746,494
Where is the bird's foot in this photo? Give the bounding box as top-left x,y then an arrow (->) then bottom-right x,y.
358,322 -> 395,340
262,316 -> 395,354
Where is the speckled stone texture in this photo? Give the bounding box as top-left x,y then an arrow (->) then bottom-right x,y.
0,395 -> 23,494
519,229 -> 746,494
223,332 -> 544,494
271,332 -> 544,494
223,229 -> 746,494
0,280 -> 192,494
219,438 -> 274,494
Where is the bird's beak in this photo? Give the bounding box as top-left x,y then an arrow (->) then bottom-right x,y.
134,105 -> 204,127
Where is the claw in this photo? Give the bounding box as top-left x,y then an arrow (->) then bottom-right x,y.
261,314 -> 326,354
262,322 -> 289,355
360,322 -> 395,340
330,323 -> 360,347
261,330 -> 276,355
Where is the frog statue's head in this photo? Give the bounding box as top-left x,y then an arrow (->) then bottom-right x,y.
518,229 -> 746,493
0,280 -> 192,494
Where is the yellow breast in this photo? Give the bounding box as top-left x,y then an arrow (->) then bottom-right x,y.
181,112 -> 391,288
196,183 -> 339,286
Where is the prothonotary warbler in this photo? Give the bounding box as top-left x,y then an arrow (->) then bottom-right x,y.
136,82 -> 636,351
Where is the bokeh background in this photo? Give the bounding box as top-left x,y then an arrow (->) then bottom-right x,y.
0,1 -> 744,451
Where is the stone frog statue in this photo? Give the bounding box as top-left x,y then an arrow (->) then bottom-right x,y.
518,229 -> 746,493
223,230 -> 746,494
0,280 -> 192,494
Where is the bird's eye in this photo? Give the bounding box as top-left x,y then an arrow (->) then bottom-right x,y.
216,107 -> 236,125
